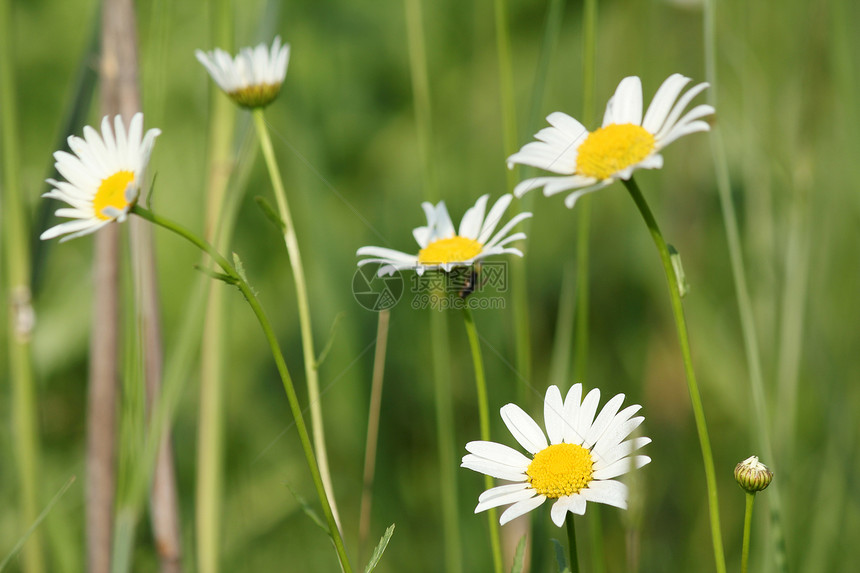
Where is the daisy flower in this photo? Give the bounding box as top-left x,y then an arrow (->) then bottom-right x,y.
40,113 -> 161,242
507,73 -> 714,208
195,37 -> 290,108
462,384 -> 651,526
356,194 -> 531,276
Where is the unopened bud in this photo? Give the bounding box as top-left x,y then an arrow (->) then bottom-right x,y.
734,455 -> 773,493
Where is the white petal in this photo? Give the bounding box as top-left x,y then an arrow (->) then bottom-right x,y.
592,415 -> 644,457
499,495 -> 546,525
550,495 -> 575,526
583,393 -> 625,448
575,388 -> 601,443
580,480 -> 628,509
609,76 -> 643,125
562,384 -> 583,443
592,455 -> 651,480
642,74 -> 691,133
356,246 -> 416,262
593,437 -> 651,469
475,484 -> 537,513
655,82 -> 709,140
500,404 -> 548,455
458,194 -> 489,239
483,212 -> 532,249
563,181 -> 612,209
461,455 -> 529,482
477,194 -> 513,243
543,385 -> 565,445
465,440 -> 532,469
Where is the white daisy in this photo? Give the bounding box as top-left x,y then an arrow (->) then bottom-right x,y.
356,194 -> 531,276
40,113 -> 160,242
462,384 -> 651,526
507,73 -> 714,208
195,37 -> 290,108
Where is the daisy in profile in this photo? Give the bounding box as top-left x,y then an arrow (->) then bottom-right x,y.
462,384 -> 651,526
40,113 -> 160,242
508,73 -> 714,208
196,36 -> 290,108
356,194 -> 531,276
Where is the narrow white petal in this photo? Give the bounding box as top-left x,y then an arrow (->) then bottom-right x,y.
657,121 -> 711,149
610,76 -> 643,125
356,246 -> 416,262
458,194 -> 489,239
592,416 -> 645,456
592,455 -> 651,480
501,404 -> 548,455
499,495 -> 546,525
550,496 -> 575,526
655,82 -> 709,140
483,212 -> 532,249
584,393 -> 626,448
562,384 -> 583,443
642,74 -> 691,133
475,485 -> 537,513
477,194 -> 513,243
593,437 -> 651,469
580,480 -> 628,509
564,181 -> 612,209
575,388 -> 601,442
465,440 -> 532,469
544,385 -> 565,445
461,455 -> 529,482
434,202 -> 455,238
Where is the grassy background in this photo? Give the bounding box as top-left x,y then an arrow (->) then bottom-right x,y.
2,0 -> 859,571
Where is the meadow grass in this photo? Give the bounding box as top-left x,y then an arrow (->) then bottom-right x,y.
1,0 -> 858,571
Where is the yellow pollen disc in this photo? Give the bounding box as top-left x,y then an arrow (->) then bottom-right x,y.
526,443 -> 594,499
575,123 -> 656,180
418,236 -> 483,265
93,171 -> 135,221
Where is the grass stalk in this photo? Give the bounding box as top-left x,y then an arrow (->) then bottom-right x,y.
621,177 -> 726,573
0,0 -> 44,570
196,0 -> 237,570
740,492 -> 755,573
566,514 -> 580,573
251,108 -> 342,533
462,307 -> 504,573
132,205 -> 353,572
358,309 -> 391,561
703,1 -> 786,569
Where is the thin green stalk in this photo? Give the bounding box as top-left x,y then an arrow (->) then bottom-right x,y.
251,108 -> 342,532
0,0 -> 44,568
358,309 -> 391,561
132,205 -> 352,572
462,307 -> 503,573
196,0 -> 237,569
566,514 -> 580,573
621,177 -> 726,573
741,492 -> 755,573
703,1 -> 785,569
429,311 -> 463,573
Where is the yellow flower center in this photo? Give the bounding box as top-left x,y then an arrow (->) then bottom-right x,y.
575,123 -> 656,180
417,236 -> 483,265
526,443 -> 594,499
228,84 -> 282,108
93,170 -> 135,221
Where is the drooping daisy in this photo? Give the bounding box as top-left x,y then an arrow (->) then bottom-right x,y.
356,194 -> 531,276
508,73 -> 714,208
195,37 -> 290,108
462,384 -> 651,526
40,113 -> 161,242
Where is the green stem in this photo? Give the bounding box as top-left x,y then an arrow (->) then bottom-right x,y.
741,492 -> 755,573
566,513 -> 580,573
132,205 -> 352,573
251,109 -> 342,532
621,177 -> 726,573
0,0 -> 44,568
462,307 -> 504,573
429,311 -> 463,573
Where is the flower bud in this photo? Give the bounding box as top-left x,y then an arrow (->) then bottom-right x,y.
734,455 -> 773,493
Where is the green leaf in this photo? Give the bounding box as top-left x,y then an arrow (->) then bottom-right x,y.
551,538 -> 569,573
364,523 -> 396,572
315,311 -> 346,368
510,535 -> 527,573
193,264 -> 236,285
254,195 -> 285,232
232,252 -> 249,284
283,482 -> 329,536
668,244 -> 690,298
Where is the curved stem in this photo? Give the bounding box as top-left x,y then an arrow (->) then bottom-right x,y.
132,205 -> 352,573
566,514 -> 580,573
251,109 -> 342,532
462,307 -> 504,573
621,177 -> 726,573
741,492 -> 755,573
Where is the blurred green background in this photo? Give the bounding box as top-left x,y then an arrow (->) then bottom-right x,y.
2,0 -> 859,571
